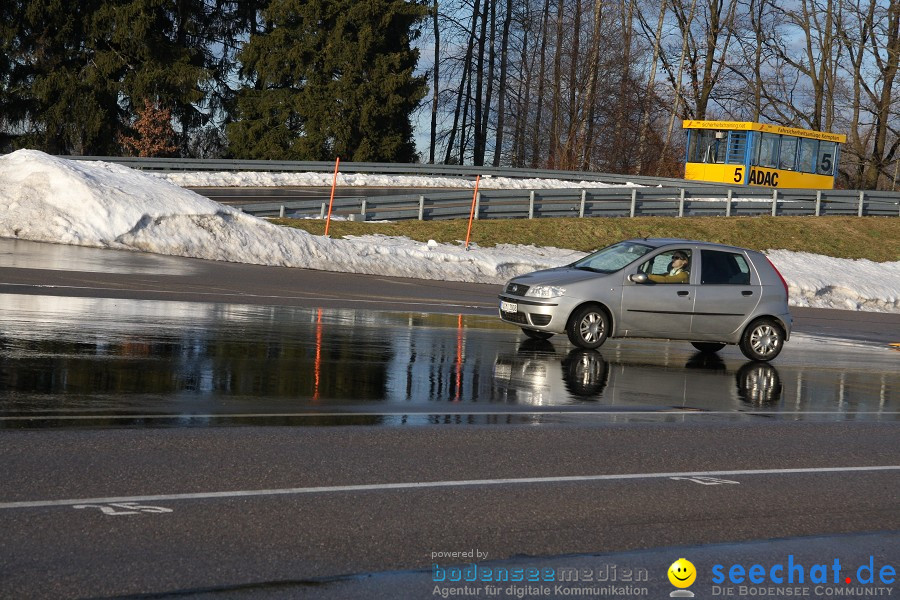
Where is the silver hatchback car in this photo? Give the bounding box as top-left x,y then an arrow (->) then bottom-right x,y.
499,239 -> 792,361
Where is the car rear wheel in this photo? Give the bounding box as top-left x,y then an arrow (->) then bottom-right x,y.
691,342 -> 726,353
739,318 -> 784,361
522,328 -> 554,340
566,305 -> 609,349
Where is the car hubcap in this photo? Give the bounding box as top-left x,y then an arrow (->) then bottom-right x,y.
750,325 -> 779,356
574,353 -> 602,385
580,313 -> 604,343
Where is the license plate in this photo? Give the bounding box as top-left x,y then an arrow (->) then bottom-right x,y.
500,300 -> 518,313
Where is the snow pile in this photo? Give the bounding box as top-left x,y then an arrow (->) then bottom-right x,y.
766,250 -> 900,312
0,150 -> 576,283
154,170 -> 635,190
0,150 -> 237,246
1,150 -> 898,312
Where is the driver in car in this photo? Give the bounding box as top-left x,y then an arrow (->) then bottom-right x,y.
649,251 -> 690,283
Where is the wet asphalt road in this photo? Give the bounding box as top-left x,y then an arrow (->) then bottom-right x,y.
0,237 -> 898,343
0,238 -> 898,599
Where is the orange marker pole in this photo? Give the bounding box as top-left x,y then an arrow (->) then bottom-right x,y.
324,157 -> 340,237
465,175 -> 480,251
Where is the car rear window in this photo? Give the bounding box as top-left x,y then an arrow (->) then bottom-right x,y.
700,250 -> 751,285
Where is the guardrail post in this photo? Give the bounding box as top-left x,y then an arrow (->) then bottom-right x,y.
771,189 -> 778,216
475,191 -> 481,220
678,189 -> 685,217
529,190 -> 535,219
630,189 -> 637,217
815,191 -> 822,216
418,195 -> 425,220
726,190 -> 732,217
279,205 -> 285,218
579,190 -> 586,218
361,199 -> 367,218
858,191 -> 865,216
320,203 -> 326,218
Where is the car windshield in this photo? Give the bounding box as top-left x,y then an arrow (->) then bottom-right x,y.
571,241 -> 654,273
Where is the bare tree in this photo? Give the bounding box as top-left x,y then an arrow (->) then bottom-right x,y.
769,0 -> 841,131
561,0 -> 583,168
548,0 -> 566,168
840,0 -> 900,189
430,0 -> 440,163
658,0 -> 698,173
579,0 -> 606,170
492,0 -> 514,166
636,0 -> 667,173
531,0 -> 553,167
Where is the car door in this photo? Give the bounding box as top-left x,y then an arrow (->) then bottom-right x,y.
619,248 -> 695,337
691,249 -> 762,338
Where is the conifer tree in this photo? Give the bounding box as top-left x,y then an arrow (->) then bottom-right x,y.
89,0 -> 209,153
3,0 -> 121,154
228,0 -> 427,162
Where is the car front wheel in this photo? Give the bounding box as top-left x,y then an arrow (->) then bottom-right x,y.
566,305 -> 609,349
739,318 -> 784,361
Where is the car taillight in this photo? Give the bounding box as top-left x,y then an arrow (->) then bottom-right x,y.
765,256 -> 789,300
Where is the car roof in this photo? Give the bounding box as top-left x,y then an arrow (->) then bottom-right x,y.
625,238 -> 752,253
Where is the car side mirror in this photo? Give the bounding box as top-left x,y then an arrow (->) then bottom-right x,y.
629,272 -> 649,284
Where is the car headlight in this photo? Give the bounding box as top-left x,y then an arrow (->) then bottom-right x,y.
525,285 -> 566,298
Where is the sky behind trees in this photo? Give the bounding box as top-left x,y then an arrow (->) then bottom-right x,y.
0,0 -> 897,190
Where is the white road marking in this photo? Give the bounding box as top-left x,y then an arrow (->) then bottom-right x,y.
670,476 -> 741,485
74,503 -> 173,516
1,410 -> 898,421
1,466 -> 897,511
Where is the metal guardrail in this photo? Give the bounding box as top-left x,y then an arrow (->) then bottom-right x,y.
236,187 -> 900,220
65,155 -> 723,189
64,156 -> 900,219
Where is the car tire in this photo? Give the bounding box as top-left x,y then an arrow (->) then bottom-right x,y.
691,342 -> 726,353
736,361 -> 783,406
522,328 -> 553,340
562,349 -> 609,397
739,318 -> 784,361
566,305 -> 609,349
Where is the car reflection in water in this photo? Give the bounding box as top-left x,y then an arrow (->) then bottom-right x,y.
492,338 -> 783,410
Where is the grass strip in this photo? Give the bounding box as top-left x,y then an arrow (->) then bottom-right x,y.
269,216 -> 900,263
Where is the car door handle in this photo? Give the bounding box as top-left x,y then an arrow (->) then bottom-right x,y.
742,290 -> 754,296
677,291 -> 689,296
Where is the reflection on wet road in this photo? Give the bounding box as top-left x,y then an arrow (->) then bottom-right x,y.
0,294 -> 896,427
0,238 -> 200,275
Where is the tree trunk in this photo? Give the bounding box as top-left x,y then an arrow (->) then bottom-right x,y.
563,0 -> 582,169
473,0 -> 488,165
579,0 -> 604,171
658,0 -> 699,176
863,0 -> 899,189
444,0 -> 480,164
613,0 -> 635,172
548,0 -> 565,169
493,0 -> 514,166
429,0 -> 440,163
636,0 -> 666,174
530,0 -> 553,167
478,0 -> 497,166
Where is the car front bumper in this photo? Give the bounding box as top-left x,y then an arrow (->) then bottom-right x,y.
498,294 -> 573,333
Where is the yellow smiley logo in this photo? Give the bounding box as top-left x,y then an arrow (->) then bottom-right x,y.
668,558 -> 697,588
